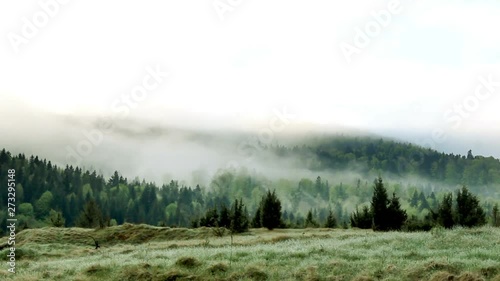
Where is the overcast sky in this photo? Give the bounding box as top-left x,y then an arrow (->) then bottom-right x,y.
1,0 -> 500,161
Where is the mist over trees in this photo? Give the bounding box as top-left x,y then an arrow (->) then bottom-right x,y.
0,135 -> 498,235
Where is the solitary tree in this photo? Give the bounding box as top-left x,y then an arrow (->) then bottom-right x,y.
305,209 -> 318,228
324,209 -> 337,228
261,190 -> 282,230
76,199 -> 104,228
371,177 -> 389,231
492,203 -> 499,227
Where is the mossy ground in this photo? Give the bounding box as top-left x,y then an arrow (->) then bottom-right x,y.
1,225 -> 499,280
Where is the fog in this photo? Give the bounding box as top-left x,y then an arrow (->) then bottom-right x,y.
2,102 -> 500,190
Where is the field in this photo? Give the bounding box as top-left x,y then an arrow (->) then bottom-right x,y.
1,225 -> 500,280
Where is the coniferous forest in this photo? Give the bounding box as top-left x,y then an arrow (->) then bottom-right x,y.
1,136 -> 499,235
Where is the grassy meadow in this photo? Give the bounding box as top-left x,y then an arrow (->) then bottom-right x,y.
1,225 -> 500,280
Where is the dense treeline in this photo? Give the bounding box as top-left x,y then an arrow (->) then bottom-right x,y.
0,146 -> 498,235
270,136 -> 500,186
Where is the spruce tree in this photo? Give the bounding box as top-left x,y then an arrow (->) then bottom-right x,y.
76,199 -> 104,228
305,209 -> 318,228
199,207 -> 219,227
438,193 -> 454,228
324,209 -> 337,228
252,207 -> 262,228
230,198 -> 248,233
371,177 -> 389,231
218,204 -> 231,228
409,190 -> 419,207
387,193 -> 407,230
261,190 -> 282,230
350,205 -> 372,229
456,186 -> 486,227
492,203 -> 499,227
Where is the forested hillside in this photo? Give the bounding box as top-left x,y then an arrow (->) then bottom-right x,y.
270,136 -> 500,186
1,136 -> 499,234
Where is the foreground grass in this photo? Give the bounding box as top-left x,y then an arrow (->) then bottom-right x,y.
1,225 -> 500,280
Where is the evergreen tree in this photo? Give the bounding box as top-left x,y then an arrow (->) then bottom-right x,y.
438,193 -> 454,228
252,207 -> 262,228
49,209 -> 65,227
324,209 -> 337,228
305,209 -> 318,228
371,177 -> 389,231
387,193 -> 407,230
418,191 -> 430,211
218,204 -> 231,228
261,190 -> 282,230
492,203 -> 499,227
76,199 -> 104,228
350,206 -> 372,229
199,207 -> 219,227
456,186 -> 486,227
230,198 -> 248,233
409,190 -> 419,207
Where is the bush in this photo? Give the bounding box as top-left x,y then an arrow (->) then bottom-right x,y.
350,206 -> 372,229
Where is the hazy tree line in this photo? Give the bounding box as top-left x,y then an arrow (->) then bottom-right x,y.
0,148 -> 498,235
270,136 -> 500,186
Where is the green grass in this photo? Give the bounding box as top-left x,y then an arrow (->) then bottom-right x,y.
1,225 -> 500,280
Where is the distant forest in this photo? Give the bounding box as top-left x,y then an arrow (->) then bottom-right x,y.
269,136 -> 500,186
1,136 -> 499,234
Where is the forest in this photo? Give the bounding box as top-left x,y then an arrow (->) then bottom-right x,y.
1,136 -> 499,234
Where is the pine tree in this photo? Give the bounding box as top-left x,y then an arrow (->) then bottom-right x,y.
219,204 -> 231,228
230,198 -> 248,233
305,209 -> 318,228
252,207 -> 262,228
456,186 -> 486,227
76,199 -> 104,228
438,193 -> 454,228
387,193 -> 407,230
261,190 -> 282,230
371,177 -> 389,231
350,206 -> 372,229
492,203 -> 499,227
418,192 -> 430,211
199,207 -> 219,227
409,190 -> 419,207
324,209 -> 337,228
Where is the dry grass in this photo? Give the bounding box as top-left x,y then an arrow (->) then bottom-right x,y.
1,226 -> 499,280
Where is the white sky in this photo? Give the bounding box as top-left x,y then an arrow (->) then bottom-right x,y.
1,0 -> 500,134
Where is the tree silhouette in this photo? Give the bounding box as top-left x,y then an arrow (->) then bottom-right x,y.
456,186 -> 486,227
261,190 -> 282,230
324,209 -> 337,228
371,177 -> 389,231
438,193 -> 454,228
